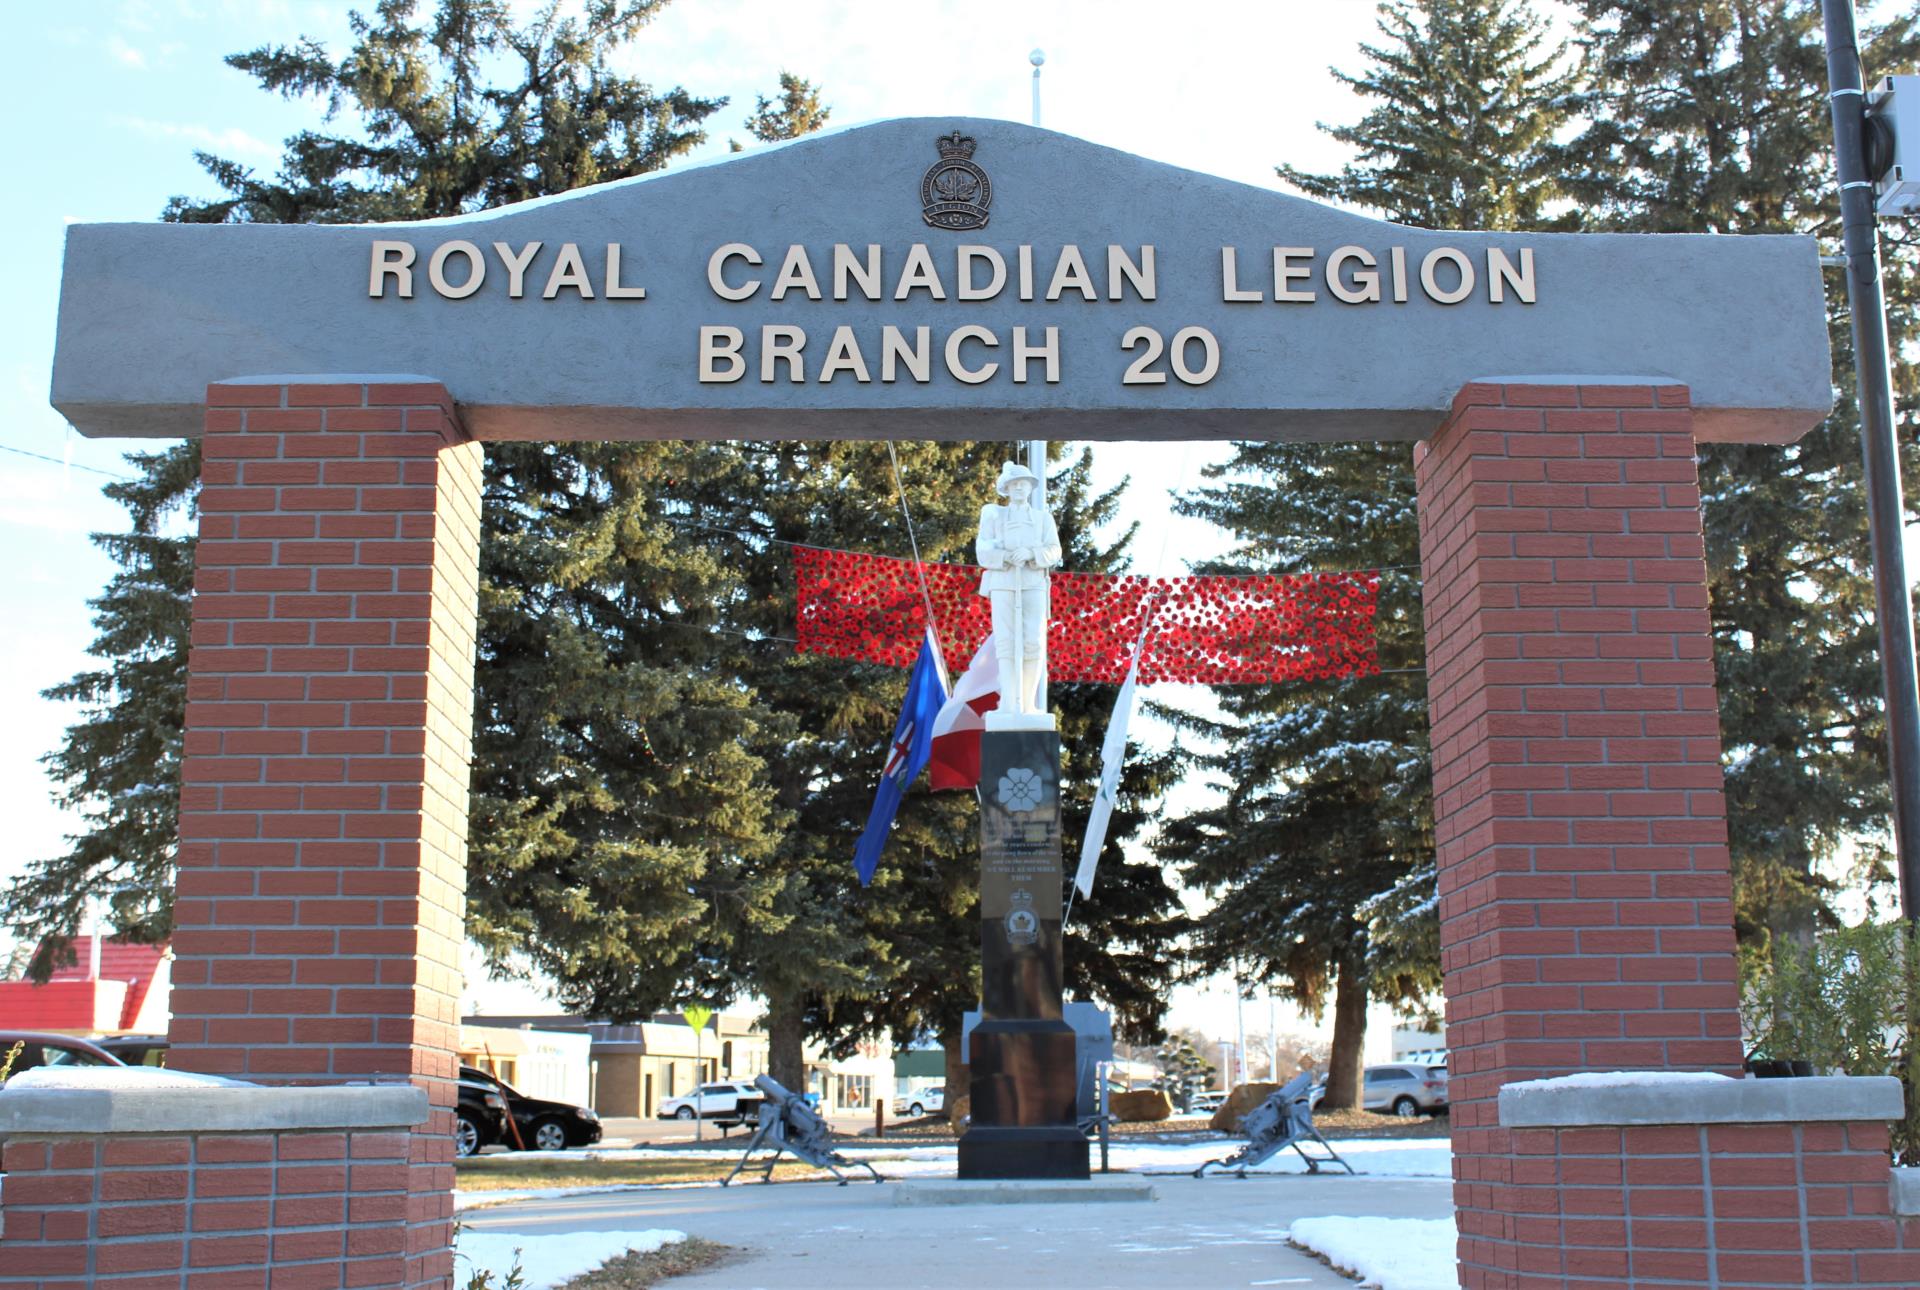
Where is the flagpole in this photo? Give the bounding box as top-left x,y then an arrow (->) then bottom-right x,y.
1028,52 -> 1049,717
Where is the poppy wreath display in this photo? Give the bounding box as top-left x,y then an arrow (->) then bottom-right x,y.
793,545 -> 1379,685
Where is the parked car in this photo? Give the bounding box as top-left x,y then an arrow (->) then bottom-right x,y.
0,1031 -> 126,1081
456,1070 -> 511,1158
1361,1064 -> 1448,1117
1189,1090 -> 1227,1114
460,1065 -> 602,1151
92,1034 -> 170,1067
657,1079 -> 762,1124
893,1085 -> 946,1118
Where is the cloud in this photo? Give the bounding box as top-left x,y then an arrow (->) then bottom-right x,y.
113,116 -> 278,160
107,33 -> 147,67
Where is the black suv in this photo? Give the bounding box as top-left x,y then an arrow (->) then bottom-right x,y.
460,1065 -> 602,1151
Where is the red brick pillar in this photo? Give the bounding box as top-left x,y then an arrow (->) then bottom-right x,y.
170,379 -> 482,1288
1416,381 -> 1745,1288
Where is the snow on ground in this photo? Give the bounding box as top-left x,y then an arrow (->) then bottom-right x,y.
1288,1216 -> 1456,1290
456,1138 -> 1451,1207
1504,1070 -> 1735,1091
1122,1138 -> 1451,1178
3,1066 -> 254,1090
455,1227 -> 685,1289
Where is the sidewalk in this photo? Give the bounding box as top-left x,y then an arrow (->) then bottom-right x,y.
457,1169 -> 1453,1288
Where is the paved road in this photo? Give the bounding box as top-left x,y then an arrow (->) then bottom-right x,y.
460,1170 -> 1452,1288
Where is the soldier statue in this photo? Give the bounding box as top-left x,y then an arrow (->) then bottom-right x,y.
976,460 -> 1062,728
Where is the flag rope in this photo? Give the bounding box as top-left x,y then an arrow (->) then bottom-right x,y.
883,442 -> 949,687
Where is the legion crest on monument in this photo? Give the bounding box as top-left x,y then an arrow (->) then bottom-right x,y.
921,131 -> 992,231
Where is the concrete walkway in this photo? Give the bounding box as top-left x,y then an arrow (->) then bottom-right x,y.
458,1171 -> 1453,1288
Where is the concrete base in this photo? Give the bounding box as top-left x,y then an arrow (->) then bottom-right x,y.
893,1177 -> 1155,1207
957,1124 -> 1090,1179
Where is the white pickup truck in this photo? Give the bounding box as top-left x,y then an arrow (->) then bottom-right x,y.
892,1085 -> 946,1117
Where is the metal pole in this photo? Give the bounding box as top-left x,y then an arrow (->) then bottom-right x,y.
1234,983 -> 1247,1088
1028,439 -> 1048,713
1823,0 -> 1920,917
1027,57 -> 1051,714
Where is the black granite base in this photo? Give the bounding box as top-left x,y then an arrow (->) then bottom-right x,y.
956,1125 -> 1091,1180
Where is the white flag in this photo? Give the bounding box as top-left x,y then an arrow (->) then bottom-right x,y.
1075,656 -> 1140,898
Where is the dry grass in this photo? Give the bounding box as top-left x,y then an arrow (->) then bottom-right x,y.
455,1156 -> 844,1191
558,1237 -> 734,1289
877,1106 -> 1448,1142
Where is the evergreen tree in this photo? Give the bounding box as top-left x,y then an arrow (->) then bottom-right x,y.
731,72 -> 831,151
1158,447 -> 1437,1109
1556,1 -> 1920,946
9,449 -> 197,974
163,0 -> 720,225
1160,0 -> 1570,1108
10,3 -> 813,1013
1278,0 -> 1577,229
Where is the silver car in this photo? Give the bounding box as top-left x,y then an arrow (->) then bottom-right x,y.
1362,1064 -> 1448,1117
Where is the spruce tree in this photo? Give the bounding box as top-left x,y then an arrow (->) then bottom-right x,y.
10,448 -> 198,974
11,3 -> 809,1012
1278,0 -> 1577,229
1557,1 -> 1920,946
1159,0 -> 1572,1107
731,72 -> 831,150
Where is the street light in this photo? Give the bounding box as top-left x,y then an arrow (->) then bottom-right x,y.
1821,3 -> 1920,919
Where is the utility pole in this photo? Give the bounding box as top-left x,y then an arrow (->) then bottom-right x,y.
1822,1 -> 1920,917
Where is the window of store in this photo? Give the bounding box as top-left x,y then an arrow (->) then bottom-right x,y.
835,1074 -> 872,1108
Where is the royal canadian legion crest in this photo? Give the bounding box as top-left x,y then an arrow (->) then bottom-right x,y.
921,132 -> 991,231
1004,889 -> 1039,946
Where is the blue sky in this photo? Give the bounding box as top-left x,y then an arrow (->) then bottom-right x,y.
3,1 -> 1429,1040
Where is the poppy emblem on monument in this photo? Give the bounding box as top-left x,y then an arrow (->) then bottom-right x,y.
921,131 -> 991,230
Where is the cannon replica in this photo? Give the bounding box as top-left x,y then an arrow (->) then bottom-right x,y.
1193,1072 -> 1356,1179
719,1074 -> 884,1186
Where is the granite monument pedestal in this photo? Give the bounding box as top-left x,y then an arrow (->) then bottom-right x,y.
958,728 -> 1090,1180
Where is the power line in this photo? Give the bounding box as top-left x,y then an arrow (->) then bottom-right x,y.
0,442 -> 134,481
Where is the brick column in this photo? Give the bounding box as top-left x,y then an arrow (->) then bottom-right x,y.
1416,381 -> 1745,1288
170,379 -> 483,1289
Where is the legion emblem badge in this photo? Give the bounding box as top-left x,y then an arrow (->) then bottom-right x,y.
921,132 -> 991,231
1004,889 -> 1039,946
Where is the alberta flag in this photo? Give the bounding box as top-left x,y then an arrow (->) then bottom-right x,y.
852,628 -> 949,886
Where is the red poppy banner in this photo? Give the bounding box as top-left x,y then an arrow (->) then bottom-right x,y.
792,546 -> 1379,685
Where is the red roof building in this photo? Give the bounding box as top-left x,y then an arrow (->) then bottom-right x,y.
0,936 -> 171,1033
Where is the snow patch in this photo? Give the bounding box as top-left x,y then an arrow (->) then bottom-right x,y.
1505,1071 -> 1736,1092
4,1066 -> 255,1090
455,1227 -> 686,1289
1288,1216 -> 1456,1290
1124,1138 -> 1452,1178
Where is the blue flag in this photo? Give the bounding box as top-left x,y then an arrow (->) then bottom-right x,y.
853,629 -> 948,886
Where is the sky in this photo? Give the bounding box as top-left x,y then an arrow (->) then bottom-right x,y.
3,0 -> 1478,1057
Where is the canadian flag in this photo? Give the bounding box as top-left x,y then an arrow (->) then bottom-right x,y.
928,634 -> 1000,790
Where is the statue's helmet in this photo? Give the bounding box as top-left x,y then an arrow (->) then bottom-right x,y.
995,460 -> 1041,497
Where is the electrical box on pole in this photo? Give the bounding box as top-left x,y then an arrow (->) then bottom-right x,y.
1867,75 -> 1920,216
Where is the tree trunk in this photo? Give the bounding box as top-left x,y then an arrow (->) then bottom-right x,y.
765,989 -> 806,1093
1318,952 -> 1368,1111
940,1022 -> 970,1128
